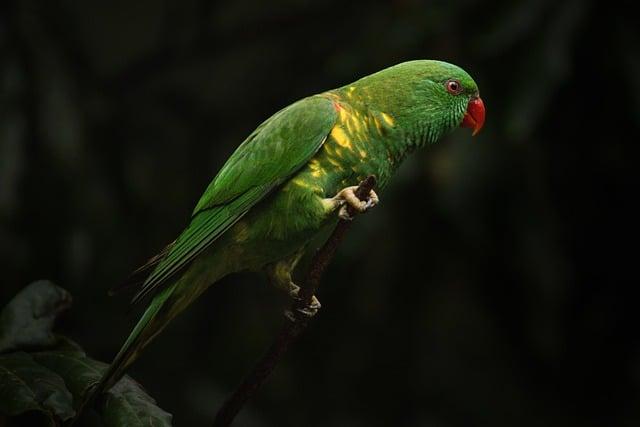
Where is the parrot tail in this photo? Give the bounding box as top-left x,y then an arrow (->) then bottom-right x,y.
75,247 -> 228,423
108,241 -> 176,298
87,284 -> 177,406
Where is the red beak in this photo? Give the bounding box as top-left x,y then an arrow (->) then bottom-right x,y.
461,97 -> 485,136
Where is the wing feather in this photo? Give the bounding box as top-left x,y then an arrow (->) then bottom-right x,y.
130,96 -> 336,303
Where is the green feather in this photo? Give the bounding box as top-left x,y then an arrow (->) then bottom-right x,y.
132,95 -> 336,302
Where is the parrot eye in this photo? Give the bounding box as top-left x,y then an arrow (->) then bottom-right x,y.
445,79 -> 463,95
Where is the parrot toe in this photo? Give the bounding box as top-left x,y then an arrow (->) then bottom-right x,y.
309,295 -> 321,310
335,186 -> 379,220
284,292 -> 321,321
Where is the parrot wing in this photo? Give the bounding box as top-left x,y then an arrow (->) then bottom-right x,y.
130,95 -> 337,304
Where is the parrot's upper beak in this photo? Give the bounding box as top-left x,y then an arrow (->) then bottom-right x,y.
461,96 -> 485,136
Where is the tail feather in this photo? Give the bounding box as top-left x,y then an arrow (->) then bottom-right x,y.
86,285 -> 176,407
108,241 -> 175,298
76,245 -> 226,422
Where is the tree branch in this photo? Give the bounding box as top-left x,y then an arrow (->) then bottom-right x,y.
213,175 -> 377,427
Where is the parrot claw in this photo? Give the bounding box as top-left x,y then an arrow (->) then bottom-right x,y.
285,294 -> 321,321
334,186 -> 379,220
284,306 -> 319,321
338,208 -> 354,221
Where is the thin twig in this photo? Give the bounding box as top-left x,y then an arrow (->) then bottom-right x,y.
213,175 -> 377,427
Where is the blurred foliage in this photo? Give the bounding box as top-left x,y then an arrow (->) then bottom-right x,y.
0,281 -> 172,426
0,0 -> 638,426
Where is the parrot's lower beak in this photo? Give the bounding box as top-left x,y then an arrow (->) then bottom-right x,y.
461,96 -> 485,136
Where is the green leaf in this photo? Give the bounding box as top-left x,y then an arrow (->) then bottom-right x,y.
0,281 -> 72,353
0,282 -> 172,425
33,351 -> 172,425
52,335 -> 86,355
33,351 -> 104,405
102,378 -> 173,427
0,351 -> 75,421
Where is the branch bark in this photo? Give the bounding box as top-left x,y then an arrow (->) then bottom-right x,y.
213,175 -> 377,427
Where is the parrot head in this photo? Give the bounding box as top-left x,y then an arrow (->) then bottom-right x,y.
349,60 -> 485,143
419,60 -> 485,137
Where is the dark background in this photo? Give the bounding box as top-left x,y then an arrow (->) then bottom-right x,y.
1,0 -> 638,425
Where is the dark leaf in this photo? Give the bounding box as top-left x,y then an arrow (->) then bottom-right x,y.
52,335 -> 86,355
101,377 -> 173,427
32,351 -> 104,406
0,281 -> 72,353
34,350 -> 172,425
0,351 -> 75,421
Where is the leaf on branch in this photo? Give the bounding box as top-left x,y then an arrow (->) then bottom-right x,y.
33,350 -> 103,406
0,281 -> 173,425
0,351 -> 75,421
33,350 -> 172,425
102,377 -> 173,427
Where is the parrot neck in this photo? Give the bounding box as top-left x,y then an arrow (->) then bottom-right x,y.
333,89 -> 451,166
336,81 -> 456,163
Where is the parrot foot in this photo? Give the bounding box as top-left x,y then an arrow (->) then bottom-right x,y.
332,186 -> 379,220
284,288 -> 321,321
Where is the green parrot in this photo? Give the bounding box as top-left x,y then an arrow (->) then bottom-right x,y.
92,60 -> 485,398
